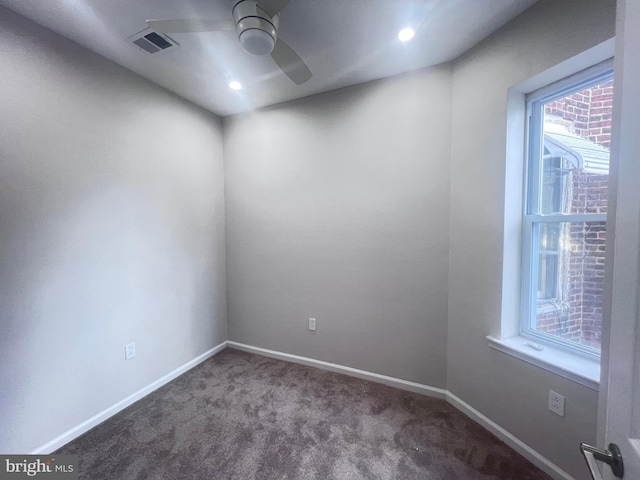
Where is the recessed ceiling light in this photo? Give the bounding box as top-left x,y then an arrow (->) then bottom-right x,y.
229,81 -> 242,90
398,28 -> 415,42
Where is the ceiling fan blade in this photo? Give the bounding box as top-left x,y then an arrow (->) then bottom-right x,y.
146,18 -> 232,34
257,0 -> 291,18
270,38 -> 312,85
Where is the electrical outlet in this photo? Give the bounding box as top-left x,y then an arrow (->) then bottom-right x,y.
125,342 -> 136,360
548,390 -> 565,417
308,318 -> 316,331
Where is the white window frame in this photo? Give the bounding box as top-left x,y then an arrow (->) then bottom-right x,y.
521,61 -> 613,358
488,42 -> 614,390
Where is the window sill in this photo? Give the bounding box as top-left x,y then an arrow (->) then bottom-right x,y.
487,335 -> 600,391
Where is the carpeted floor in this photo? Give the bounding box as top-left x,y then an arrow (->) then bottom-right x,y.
58,348 -> 551,479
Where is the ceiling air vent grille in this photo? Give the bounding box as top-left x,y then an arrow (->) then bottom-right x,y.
129,28 -> 178,54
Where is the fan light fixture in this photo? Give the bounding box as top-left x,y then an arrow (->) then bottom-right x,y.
234,0 -> 279,56
146,0 -> 313,85
398,28 -> 415,42
239,29 -> 276,56
229,81 -> 243,90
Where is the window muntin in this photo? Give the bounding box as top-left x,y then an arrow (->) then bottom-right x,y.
523,66 -> 613,356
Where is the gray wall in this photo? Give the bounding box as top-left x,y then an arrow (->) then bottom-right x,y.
448,0 -> 616,478
224,67 -> 452,387
0,6 -> 227,454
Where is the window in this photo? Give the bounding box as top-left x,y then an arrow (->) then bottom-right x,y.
522,63 -> 613,357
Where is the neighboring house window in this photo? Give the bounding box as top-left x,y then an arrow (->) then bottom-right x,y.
523,64 -> 613,356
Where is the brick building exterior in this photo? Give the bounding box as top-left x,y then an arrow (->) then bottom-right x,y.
535,80 -> 612,350
545,79 -> 614,148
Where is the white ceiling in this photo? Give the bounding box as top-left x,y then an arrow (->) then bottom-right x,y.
0,0 -> 539,117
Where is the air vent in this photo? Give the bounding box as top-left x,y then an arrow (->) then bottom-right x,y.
128,28 -> 179,54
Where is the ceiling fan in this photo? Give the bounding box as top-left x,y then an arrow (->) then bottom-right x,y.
146,0 -> 312,85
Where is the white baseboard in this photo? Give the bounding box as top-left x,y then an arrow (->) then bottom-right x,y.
228,341 -> 571,480
30,341 -> 227,455
446,392 -> 573,480
31,339 -> 571,480
227,341 -> 448,399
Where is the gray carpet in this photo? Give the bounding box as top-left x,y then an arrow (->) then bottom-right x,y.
58,348 -> 551,479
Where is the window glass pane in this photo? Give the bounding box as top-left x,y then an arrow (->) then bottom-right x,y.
534,221 -> 606,351
537,222 -> 560,300
541,79 -> 612,215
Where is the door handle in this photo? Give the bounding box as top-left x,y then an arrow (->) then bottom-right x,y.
580,442 -> 624,479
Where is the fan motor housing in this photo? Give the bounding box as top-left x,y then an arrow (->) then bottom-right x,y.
232,0 -> 279,56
